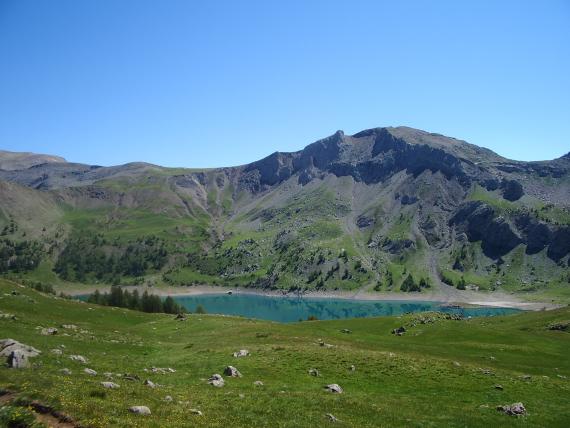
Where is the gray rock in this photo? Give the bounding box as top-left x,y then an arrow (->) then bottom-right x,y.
308,368 -> 320,377
494,384 -> 504,390
101,382 -> 120,389
144,380 -> 157,388
224,365 -> 242,377
129,406 -> 151,416
0,338 -> 41,358
349,365 -> 356,371
253,380 -> 264,386
61,324 -> 78,330
41,327 -> 58,336
340,329 -> 352,334
1,339 -> 40,368
60,368 -> 72,375
164,395 -> 173,402
324,384 -> 343,394
392,326 -> 406,336
232,349 -> 249,358
497,402 -> 526,416
326,413 -> 339,422
208,374 -> 225,387
51,348 -> 63,356
84,368 -> 97,376
190,409 -> 203,416
69,355 -> 88,364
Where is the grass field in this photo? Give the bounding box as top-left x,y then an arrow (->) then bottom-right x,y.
1,279 -> 569,427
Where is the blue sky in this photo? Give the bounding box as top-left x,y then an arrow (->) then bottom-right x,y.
0,0 -> 568,167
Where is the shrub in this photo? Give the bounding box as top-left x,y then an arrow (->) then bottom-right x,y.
0,405 -> 41,428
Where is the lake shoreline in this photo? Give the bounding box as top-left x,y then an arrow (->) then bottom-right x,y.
64,283 -> 561,311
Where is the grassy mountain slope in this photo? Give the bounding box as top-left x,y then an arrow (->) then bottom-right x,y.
1,280 -> 570,427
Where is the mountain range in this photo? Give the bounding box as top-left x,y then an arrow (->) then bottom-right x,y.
1,126 -> 569,298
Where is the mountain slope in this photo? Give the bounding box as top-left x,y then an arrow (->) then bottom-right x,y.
1,126 -> 569,299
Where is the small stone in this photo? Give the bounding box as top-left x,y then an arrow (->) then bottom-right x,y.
224,365 -> 242,377
41,327 -> 58,336
164,396 -> 173,402
61,324 -> 78,330
324,384 -> 343,394
129,406 -> 151,416
519,375 -> 532,381
190,409 -> 203,416
84,368 -> 97,376
349,365 -> 356,371
253,380 -> 264,386
453,361 -> 461,367
60,368 -> 72,375
69,355 -> 88,364
144,380 -> 156,388
51,349 -> 63,356
208,374 -> 225,387
308,368 -> 320,377
392,326 -> 406,336
233,349 -> 249,358
326,413 -> 339,422
340,329 -> 352,334
101,382 -> 120,389
494,384 -> 504,390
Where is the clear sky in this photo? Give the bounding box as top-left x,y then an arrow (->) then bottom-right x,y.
0,0 -> 568,167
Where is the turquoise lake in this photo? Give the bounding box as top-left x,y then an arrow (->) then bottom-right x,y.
171,293 -> 521,323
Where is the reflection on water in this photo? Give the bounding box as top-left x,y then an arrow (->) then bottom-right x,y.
172,294 -> 521,323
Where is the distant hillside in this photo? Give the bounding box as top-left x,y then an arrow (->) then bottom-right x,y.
0,149 -> 66,171
1,126 -> 569,299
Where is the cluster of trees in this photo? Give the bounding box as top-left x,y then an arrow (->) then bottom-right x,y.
0,217 -> 18,236
0,239 -> 42,273
400,274 -> 431,292
86,286 -> 185,314
54,235 -> 168,283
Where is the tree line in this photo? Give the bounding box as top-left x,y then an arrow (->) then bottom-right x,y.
0,239 -> 42,273
86,286 -> 185,314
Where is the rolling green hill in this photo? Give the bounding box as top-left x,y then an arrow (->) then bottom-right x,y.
1,280 -> 570,427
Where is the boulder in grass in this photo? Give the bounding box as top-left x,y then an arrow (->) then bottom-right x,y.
391,326 -> 406,336
84,368 -> 97,376
129,406 -> 151,416
208,374 -> 225,387
144,380 -> 157,388
69,355 -> 88,364
308,368 -> 320,377
324,384 -> 343,394
101,382 -> 120,389
41,327 -> 58,336
224,365 -> 242,377
253,380 -> 264,386
232,349 -> 249,358
497,402 -> 526,416
326,413 -> 339,422
190,409 -> 203,416
1,339 -> 41,368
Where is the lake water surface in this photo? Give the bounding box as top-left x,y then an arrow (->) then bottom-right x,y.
172,293 -> 521,323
